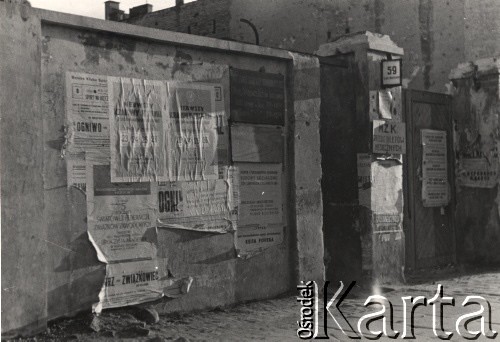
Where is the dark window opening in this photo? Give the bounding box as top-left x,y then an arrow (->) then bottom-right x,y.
212,19 -> 216,34
187,25 -> 191,34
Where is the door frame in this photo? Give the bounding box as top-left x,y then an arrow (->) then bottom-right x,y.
403,89 -> 457,271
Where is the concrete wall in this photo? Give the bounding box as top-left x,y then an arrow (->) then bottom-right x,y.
1,3 -> 324,336
1,0 -> 47,336
450,58 -> 500,265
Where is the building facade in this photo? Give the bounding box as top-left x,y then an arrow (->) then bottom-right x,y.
107,0 -> 500,93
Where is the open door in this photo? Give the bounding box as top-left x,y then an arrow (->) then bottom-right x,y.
404,90 -> 456,270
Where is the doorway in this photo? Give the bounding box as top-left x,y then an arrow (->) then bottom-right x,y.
404,90 -> 456,271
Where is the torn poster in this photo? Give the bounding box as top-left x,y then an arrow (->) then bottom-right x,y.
357,153 -> 371,208
369,91 -> 379,121
421,129 -> 449,207
236,223 -> 283,259
67,152 -> 87,191
165,82 -> 218,181
378,88 -> 402,122
238,163 -> 283,226
108,77 -> 167,183
197,83 -> 229,168
86,161 -> 157,263
94,259 -> 163,313
371,159 -> 403,214
231,124 -> 283,163
66,72 -> 110,154
372,120 -> 406,154
156,166 -> 239,233
457,149 -> 499,188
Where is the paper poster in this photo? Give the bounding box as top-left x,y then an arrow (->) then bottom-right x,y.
211,84 -> 229,168
357,153 -> 371,208
156,167 -> 239,233
66,72 -> 110,154
421,129 -> 449,207
108,77 -> 167,183
94,259 -> 163,312
165,82 -> 218,181
373,213 -> 402,233
372,120 -> 406,154
230,68 -> 285,125
231,124 -> 283,163
458,152 -> 499,188
67,152 -> 87,191
238,163 -> 283,225
378,88 -> 402,121
371,159 -> 403,214
86,162 -> 157,263
236,223 -> 283,258
369,91 -> 378,120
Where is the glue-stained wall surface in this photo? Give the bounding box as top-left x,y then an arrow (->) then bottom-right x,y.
1,3 -> 324,335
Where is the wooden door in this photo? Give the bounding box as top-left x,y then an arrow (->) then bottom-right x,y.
404,90 -> 456,270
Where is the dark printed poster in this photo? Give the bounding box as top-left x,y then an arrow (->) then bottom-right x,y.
230,68 -> 285,125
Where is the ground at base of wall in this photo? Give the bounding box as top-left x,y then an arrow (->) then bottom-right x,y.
9,266 -> 500,341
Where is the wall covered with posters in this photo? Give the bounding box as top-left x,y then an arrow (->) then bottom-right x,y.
1,2 -> 324,335
42,26 -> 289,320
449,58 -> 500,264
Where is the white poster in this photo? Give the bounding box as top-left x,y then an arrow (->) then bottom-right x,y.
86,161 -> 157,263
108,77 -> 167,183
421,129 -> 449,207
238,163 -> 283,226
236,223 -> 283,258
66,72 -> 110,154
458,153 -> 499,188
378,88 -> 402,122
94,259 -> 163,312
165,82 -> 218,181
156,167 -> 239,233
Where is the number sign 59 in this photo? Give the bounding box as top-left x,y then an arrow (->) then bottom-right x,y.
381,59 -> 402,87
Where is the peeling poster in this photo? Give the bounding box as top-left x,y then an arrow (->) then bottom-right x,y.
86,161 -> 157,263
236,223 -> 283,259
94,259 -> 163,313
165,82 -> 218,181
238,163 -> 283,226
421,129 -> 449,207
108,77 -> 167,183
156,166 -> 239,233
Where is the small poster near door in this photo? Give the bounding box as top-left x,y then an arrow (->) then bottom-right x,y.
421,129 -> 449,207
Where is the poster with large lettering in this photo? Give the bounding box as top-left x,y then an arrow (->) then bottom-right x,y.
156,166 -> 239,233
108,77 -> 167,183
86,161 -> 157,263
421,129 -> 449,207
94,259 -> 164,313
165,82 -> 218,181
